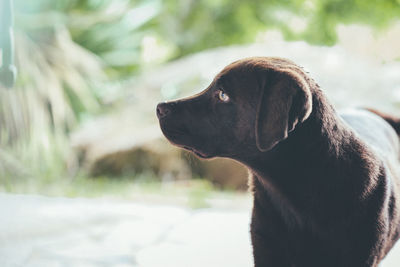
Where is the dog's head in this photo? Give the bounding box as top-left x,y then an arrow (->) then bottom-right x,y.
156,57 -> 313,159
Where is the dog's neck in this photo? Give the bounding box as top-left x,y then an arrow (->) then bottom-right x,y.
237,89 -> 380,227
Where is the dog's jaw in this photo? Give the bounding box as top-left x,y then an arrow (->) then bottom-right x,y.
158,119 -> 214,159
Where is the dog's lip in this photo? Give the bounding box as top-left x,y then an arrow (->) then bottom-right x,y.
158,123 -> 213,159
160,133 -> 211,158
182,146 -> 212,159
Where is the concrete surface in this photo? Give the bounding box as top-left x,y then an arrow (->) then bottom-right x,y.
0,193 -> 252,267
1,193 -> 400,267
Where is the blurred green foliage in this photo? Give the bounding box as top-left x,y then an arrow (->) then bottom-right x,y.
13,0 -> 400,79
1,0 -> 399,191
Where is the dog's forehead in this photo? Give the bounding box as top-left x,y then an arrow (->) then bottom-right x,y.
222,57 -> 296,72
212,57 -> 299,95
214,57 -> 312,95
216,57 -> 301,81
213,67 -> 258,97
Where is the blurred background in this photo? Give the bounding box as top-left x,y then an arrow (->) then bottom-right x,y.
1,0 -> 400,266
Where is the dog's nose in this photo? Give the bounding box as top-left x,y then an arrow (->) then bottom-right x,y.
156,102 -> 171,119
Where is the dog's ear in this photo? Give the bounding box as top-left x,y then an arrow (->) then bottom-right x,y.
255,69 -> 313,151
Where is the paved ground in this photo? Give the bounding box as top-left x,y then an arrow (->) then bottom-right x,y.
0,193 -> 252,267
1,193 -> 400,267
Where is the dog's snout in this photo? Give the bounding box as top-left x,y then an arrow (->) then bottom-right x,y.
156,102 -> 171,119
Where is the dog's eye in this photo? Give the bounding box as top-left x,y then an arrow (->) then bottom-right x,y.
218,90 -> 230,102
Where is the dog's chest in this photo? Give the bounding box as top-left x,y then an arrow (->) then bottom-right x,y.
252,197 -> 352,266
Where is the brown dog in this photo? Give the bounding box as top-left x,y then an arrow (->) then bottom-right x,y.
156,57 -> 400,267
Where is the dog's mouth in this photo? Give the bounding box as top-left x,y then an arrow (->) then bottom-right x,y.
159,122 -> 213,159
166,139 -> 212,159
182,146 -> 212,159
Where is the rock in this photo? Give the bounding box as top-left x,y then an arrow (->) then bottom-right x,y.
87,136 -> 248,189
185,155 -> 249,190
89,137 -> 192,180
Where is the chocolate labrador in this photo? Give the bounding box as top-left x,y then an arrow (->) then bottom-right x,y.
156,57 -> 400,267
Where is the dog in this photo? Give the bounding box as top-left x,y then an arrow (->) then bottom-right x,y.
156,57 -> 400,267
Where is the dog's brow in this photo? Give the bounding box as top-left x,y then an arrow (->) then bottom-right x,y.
213,77 -> 225,88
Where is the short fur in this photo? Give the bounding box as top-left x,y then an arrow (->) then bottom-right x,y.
156,57 -> 400,267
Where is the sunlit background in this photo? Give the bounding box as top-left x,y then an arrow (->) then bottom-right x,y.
1,0 -> 400,266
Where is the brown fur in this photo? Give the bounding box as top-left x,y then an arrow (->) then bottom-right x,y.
156,57 -> 400,267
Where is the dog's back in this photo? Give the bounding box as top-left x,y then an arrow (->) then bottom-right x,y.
340,109 -> 400,159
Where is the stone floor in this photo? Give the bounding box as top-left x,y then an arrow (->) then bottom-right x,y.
1,193 -> 400,267
0,193 -> 252,267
